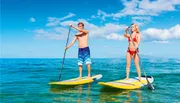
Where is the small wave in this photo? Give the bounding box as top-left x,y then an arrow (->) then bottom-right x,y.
17,63 -> 47,66
148,58 -> 172,64
175,60 -> 180,63
149,58 -> 157,63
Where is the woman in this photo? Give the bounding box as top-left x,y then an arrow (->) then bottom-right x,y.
124,23 -> 141,80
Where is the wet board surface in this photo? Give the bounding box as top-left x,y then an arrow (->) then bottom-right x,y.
49,74 -> 102,85
98,76 -> 154,90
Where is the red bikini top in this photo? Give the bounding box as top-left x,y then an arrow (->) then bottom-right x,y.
128,35 -> 137,43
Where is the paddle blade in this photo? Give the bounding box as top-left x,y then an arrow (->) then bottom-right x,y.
147,82 -> 155,90
142,75 -> 155,90
146,76 -> 155,90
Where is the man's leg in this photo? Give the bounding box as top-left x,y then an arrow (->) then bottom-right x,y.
78,65 -> 83,79
84,47 -> 91,78
78,54 -> 83,79
86,64 -> 91,78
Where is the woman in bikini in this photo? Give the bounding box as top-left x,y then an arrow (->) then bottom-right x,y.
124,23 -> 141,80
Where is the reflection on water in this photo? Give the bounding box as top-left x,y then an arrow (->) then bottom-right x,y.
99,87 -> 142,103
50,84 -> 142,103
49,85 -> 77,93
77,84 -> 91,103
49,84 -> 92,103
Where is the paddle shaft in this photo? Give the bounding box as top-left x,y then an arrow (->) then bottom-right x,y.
59,27 -> 71,81
127,26 -> 155,90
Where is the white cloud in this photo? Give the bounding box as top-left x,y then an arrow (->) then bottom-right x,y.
97,10 -> 111,21
138,0 -> 179,12
24,29 -> 31,32
33,21 -> 180,42
34,29 -> 67,40
60,13 -> 75,20
33,19 -> 126,40
30,17 -> 36,22
32,16 -> 180,42
46,13 -> 75,26
34,29 -> 48,34
60,20 -> 82,27
132,16 -> 152,26
106,33 -> 124,40
60,19 -> 126,40
119,0 -> 179,17
35,33 -> 65,40
91,15 -> 97,19
46,17 -> 60,26
91,10 -> 113,21
142,24 -> 180,41
93,0 -> 180,23
152,40 -> 169,44
54,27 -> 68,33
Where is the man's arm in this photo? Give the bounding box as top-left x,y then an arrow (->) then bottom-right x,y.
65,36 -> 77,50
70,24 -> 89,34
75,32 -> 85,36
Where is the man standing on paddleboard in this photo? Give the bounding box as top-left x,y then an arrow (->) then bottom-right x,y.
65,22 -> 92,79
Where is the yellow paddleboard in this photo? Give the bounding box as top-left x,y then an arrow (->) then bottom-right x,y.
98,76 -> 154,90
49,74 -> 102,85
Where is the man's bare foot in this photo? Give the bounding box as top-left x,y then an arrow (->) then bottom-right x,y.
125,77 -> 129,80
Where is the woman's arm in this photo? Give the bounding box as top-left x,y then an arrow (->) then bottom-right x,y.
124,28 -> 130,38
124,33 -> 130,38
135,33 -> 141,49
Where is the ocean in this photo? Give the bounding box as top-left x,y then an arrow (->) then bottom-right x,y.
1,58 -> 180,103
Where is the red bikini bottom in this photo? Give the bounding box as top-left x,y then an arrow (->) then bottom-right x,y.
127,48 -> 139,56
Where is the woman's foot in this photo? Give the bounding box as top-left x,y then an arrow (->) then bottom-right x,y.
77,76 -> 82,80
88,75 -> 91,79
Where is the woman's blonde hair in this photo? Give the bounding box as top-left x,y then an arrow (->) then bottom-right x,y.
132,23 -> 140,34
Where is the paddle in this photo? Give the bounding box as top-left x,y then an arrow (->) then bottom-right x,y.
127,24 -> 155,90
58,27 -> 71,81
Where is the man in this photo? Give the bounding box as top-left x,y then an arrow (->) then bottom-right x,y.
65,22 -> 91,79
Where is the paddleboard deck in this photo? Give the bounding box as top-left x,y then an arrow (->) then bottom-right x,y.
49,74 -> 102,85
98,76 -> 154,90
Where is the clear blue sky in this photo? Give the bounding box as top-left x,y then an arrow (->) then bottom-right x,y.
1,0 -> 180,58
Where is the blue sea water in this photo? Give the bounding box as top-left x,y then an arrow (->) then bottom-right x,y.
0,58 -> 180,103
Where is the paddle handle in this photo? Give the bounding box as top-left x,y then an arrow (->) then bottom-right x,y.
59,27 -> 71,81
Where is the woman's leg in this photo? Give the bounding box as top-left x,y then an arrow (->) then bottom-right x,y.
134,54 -> 141,80
125,52 -> 132,80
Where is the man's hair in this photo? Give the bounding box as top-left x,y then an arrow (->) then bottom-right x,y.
78,22 -> 84,27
